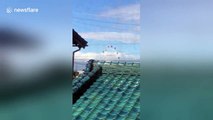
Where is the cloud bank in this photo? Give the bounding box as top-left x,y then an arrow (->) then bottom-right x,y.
75,51 -> 139,61
100,4 -> 140,23
80,32 -> 140,43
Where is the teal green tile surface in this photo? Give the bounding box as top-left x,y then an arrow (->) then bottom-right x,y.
73,62 -> 140,120
73,65 -> 101,93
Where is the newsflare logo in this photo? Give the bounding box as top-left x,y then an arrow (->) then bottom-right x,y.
6,7 -> 39,14
6,7 -> 13,14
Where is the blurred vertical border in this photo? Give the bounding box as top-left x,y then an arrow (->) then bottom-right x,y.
0,0 -> 72,120
141,0 -> 213,120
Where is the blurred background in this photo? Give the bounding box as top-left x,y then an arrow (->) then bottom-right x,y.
0,1 -> 71,120
142,0 -> 213,119
1,0 -> 213,120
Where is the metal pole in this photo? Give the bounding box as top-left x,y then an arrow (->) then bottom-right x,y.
72,47 -> 81,78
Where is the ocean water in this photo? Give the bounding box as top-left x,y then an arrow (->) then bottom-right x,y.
74,61 -> 87,71
74,59 -> 140,71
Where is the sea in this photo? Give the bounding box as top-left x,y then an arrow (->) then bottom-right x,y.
74,59 -> 140,71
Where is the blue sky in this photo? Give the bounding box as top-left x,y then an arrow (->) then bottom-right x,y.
1,0 -> 213,59
0,0 -> 141,62
72,0 -> 140,61
1,0 -> 212,65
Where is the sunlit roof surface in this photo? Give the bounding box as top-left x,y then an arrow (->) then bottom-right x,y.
73,61 -> 140,120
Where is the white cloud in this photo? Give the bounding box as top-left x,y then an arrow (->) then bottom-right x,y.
80,32 -> 140,43
75,51 -> 139,61
100,4 -> 140,22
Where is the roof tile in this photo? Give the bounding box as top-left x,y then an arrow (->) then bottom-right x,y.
73,62 -> 140,119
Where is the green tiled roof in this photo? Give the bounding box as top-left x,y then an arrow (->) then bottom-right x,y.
73,62 -> 140,120
96,61 -> 140,76
73,65 -> 101,93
